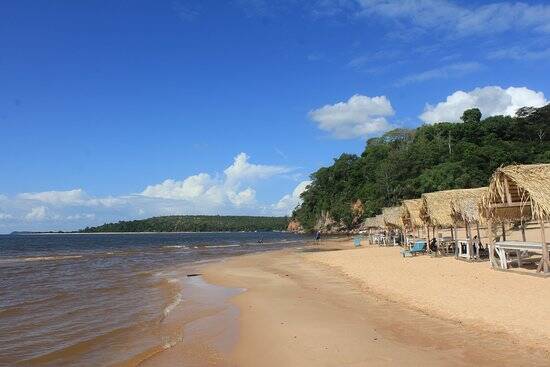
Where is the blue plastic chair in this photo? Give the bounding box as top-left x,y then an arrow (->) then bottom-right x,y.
401,240 -> 427,257
353,236 -> 362,247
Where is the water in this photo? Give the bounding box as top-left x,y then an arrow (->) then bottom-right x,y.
0,232 -> 310,366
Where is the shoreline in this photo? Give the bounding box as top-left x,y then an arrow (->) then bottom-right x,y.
177,238 -> 550,366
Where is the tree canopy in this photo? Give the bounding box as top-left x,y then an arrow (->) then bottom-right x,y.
293,105 -> 550,231
80,215 -> 289,233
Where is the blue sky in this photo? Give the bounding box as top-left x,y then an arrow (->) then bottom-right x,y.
1,0 -> 549,232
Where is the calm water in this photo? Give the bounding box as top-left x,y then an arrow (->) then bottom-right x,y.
0,232 -> 310,366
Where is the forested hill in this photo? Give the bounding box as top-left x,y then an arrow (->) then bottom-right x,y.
293,105 -> 550,232
80,215 -> 289,233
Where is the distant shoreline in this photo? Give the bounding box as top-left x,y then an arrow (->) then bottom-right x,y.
7,230 -> 292,235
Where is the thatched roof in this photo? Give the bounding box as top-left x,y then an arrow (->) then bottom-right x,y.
450,187 -> 487,224
421,188 -> 488,228
481,164 -> 550,221
362,214 -> 384,229
401,199 -> 423,229
382,206 -> 403,229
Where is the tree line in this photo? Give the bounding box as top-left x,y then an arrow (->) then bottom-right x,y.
80,215 -> 290,232
293,105 -> 550,232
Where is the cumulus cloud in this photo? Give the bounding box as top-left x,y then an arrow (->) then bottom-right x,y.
357,0 -> 550,36
273,180 -> 312,215
141,153 -> 290,208
420,86 -> 548,124
25,206 -> 49,221
224,153 -> 290,184
0,153 -> 296,232
0,212 -> 13,220
18,189 -> 88,205
309,94 -> 395,139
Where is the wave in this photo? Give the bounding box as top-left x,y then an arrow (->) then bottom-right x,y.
163,292 -> 183,318
0,255 -> 83,263
204,244 -> 240,249
162,245 -> 189,249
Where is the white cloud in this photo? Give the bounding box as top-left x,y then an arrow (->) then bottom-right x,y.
141,173 -> 215,200
66,213 -> 96,220
420,86 -> 548,124
0,212 -> 13,220
25,206 -> 48,221
309,94 -> 395,139
0,153 -> 296,232
18,189 -> 88,205
141,153 -> 289,208
273,180 -> 312,215
397,62 -> 481,86
357,0 -> 550,36
224,153 -> 290,184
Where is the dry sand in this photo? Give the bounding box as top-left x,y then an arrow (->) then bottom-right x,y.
140,239 -> 550,366
191,239 -> 550,366
307,242 -> 550,350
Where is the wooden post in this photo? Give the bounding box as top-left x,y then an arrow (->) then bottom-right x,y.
501,223 -> 507,241
488,219 -> 497,269
538,219 -> 549,273
521,223 -> 526,242
466,222 -> 474,261
430,226 -> 432,254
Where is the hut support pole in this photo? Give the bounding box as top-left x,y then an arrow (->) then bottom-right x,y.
521,224 -> 526,242
466,222 -> 474,261
430,226 -> 432,254
537,219 -> 549,274
487,220 -> 497,269
501,223 -> 507,241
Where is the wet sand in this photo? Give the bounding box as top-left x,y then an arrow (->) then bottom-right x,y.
145,239 -> 550,366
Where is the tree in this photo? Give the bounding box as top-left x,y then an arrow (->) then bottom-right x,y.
460,108 -> 482,124
293,104 -> 550,232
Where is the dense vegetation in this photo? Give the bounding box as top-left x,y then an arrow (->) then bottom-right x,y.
80,215 -> 290,233
293,105 -> 550,231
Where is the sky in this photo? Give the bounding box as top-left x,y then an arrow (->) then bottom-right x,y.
1,0 -> 549,233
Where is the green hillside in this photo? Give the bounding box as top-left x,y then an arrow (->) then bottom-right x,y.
80,215 -> 289,233
293,105 -> 550,231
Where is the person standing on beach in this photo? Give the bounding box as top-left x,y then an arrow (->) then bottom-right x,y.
315,231 -> 321,242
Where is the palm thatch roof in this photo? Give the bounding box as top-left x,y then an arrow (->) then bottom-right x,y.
449,187 -> 487,224
362,214 -> 384,229
480,164 -> 550,221
401,199 -> 423,229
421,188 -> 489,228
382,206 -> 403,229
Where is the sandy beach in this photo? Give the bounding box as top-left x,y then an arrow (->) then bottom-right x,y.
145,238 -> 550,366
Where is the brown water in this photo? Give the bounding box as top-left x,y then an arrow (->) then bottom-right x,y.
0,232 -> 309,366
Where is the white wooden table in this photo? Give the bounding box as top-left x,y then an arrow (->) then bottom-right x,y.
493,241 -> 549,269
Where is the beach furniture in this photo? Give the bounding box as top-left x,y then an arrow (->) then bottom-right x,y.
401,240 -> 426,257
481,164 -> 550,274
492,241 -> 548,269
353,236 -> 362,247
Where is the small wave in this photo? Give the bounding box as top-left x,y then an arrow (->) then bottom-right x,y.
204,244 -> 240,249
163,292 -> 183,317
162,245 -> 189,249
0,255 -> 83,263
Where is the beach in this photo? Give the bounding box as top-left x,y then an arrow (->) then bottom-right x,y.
147,238 -> 550,366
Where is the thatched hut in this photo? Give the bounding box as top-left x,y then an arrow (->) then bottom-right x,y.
449,187 -> 487,259
382,206 -> 404,229
401,199 -> 423,234
421,188 -> 489,256
480,164 -> 550,273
